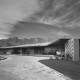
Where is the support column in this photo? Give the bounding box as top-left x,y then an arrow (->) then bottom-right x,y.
73,39 -> 79,61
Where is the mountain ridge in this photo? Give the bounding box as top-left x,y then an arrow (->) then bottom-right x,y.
0,37 -> 56,47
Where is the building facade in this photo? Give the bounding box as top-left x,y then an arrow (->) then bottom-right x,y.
0,38 -> 80,61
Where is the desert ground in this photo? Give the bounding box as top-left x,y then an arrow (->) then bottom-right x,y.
0,55 -> 72,80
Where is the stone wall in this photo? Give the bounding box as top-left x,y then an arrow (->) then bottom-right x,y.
65,39 -> 79,61
65,39 -> 74,59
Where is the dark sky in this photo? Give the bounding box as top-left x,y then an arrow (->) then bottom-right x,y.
11,22 -> 61,38
11,22 -> 80,39
0,0 -> 80,39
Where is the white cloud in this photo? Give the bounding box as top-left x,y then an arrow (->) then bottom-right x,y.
0,0 -> 40,39
52,30 -> 71,37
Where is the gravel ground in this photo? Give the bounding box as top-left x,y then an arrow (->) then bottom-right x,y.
0,55 -> 72,80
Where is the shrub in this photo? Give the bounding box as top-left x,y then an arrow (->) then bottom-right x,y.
65,53 -> 72,61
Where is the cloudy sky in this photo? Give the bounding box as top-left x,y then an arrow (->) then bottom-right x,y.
0,0 -> 80,39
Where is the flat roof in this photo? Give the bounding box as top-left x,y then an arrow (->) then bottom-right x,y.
0,39 -> 60,49
0,38 -> 70,49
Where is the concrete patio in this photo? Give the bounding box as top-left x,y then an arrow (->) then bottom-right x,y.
0,55 -> 72,80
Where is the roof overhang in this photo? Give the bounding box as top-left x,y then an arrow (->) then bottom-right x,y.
0,38 -> 70,49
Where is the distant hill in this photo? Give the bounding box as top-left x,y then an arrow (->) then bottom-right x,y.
0,37 -> 56,47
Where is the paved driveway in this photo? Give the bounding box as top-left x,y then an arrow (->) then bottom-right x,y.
0,55 -> 72,80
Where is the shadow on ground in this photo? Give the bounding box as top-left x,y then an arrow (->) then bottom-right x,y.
39,59 -> 80,80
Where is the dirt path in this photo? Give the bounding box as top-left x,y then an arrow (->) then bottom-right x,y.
0,55 -> 72,80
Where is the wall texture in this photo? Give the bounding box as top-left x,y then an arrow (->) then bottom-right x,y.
65,39 -> 74,60
65,39 -> 79,61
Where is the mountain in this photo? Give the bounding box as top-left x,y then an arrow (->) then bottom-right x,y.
0,37 -> 55,47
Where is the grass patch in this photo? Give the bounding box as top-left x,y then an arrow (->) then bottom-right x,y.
39,59 -> 80,80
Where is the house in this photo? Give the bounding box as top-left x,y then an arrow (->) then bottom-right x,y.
0,38 -> 79,61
